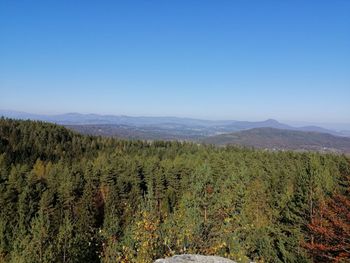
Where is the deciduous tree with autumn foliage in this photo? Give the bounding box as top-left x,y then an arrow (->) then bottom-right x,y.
305,174 -> 350,262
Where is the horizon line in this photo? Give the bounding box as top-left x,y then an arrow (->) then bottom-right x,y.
1,109 -> 350,127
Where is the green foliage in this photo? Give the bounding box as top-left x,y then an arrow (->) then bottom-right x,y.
0,118 -> 348,262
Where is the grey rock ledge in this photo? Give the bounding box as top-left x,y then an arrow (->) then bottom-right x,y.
154,254 -> 236,263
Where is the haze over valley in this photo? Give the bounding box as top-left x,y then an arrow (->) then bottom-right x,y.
1,110 -> 350,153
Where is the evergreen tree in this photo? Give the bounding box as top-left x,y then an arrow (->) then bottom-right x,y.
0,118 -> 349,263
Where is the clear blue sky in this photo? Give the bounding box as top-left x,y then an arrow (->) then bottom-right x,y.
0,0 -> 349,123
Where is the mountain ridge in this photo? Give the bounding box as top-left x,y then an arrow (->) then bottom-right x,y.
1,109 -> 348,137
203,127 -> 350,153
1,112 -> 350,153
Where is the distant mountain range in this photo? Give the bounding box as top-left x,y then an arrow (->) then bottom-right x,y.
1,110 -> 350,153
1,109 -> 348,136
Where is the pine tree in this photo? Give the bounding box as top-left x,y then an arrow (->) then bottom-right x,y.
57,212 -> 74,263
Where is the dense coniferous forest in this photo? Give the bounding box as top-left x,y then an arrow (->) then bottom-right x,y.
0,118 -> 349,263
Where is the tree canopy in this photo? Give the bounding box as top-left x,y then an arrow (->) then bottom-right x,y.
0,118 -> 349,263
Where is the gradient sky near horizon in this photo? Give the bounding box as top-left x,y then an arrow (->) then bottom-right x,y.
0,0 -> 349,123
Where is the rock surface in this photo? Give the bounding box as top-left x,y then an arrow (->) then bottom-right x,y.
154,254 -> 236,263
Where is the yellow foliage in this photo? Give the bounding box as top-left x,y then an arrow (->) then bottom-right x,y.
33,159 -> 46,180
117,210 -> 160,263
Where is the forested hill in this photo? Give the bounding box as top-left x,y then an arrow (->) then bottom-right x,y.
0,118 -> 349,262
203,127 -> 350,153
